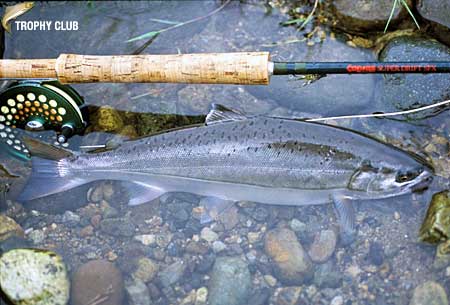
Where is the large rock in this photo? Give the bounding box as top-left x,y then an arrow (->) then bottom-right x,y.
0,249 -> 69,305
264,228 -> 314,285
71,260 -> 124,305
375,36 -> 450,114
417,0 -> 450,46
409,281 -> 448,305
208,257 -> 252,305
332,0 -> 412,32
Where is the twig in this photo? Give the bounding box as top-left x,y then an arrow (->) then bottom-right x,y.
307,99 -> 450,122
299,0 -> 319,30
126,0 -> 231,43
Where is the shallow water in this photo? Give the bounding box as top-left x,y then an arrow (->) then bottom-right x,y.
0,1 -> 449,305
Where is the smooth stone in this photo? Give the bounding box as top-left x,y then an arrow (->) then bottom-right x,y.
196,287 -> 208,305
71,260 -> 124,305
159,260 -> 186,287
0,249 -> 69,305
331,295 -> 344,305
332,0 -> 410,32
264,228 -> 314,285
212,241 -> 226,253
132,257 -> 159,283
376,36 -> 450,114
308,230 -> 337,263
125,279 -> 151,305
270,286 -> 302,305
208,257 -> 252,305
100,217 -> 136,237
0,215 -> 23,242
417,0 -> 450,46
409,281 -> 448,305
200,227 -> 219,243
289,219 -> 307,233
134,234 -> 156,246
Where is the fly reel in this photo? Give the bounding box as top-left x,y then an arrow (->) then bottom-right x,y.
0,80 -> 86,160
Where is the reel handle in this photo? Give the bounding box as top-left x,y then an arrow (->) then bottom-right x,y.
0,52 -> 271,85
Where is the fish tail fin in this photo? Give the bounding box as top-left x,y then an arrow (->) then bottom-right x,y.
18,137 -> 90,202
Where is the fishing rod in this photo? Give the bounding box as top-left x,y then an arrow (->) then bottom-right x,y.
0,52 -> 449,160
1,52 -> 450,84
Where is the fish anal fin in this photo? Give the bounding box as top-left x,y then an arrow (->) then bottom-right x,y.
333,195 -> 356,245
122,181 -> 165,206
205,103 -> 248,125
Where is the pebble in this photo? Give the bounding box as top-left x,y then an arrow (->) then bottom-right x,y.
0,249 -> 69,305
100,217 -> 136,237
196,287 -> 208,305
366,242 -> 385,266
200,227 -> 219,243
264,227 -> 314,284
446,266 -> 450,277
264,274 -> 277,287
134,234 -> 156,246
71,260 -> 124,305
313,261 -> 343,288
289,218 -> 307,233
159,260 -> 187,287
271,286 -> 302,305
80,225 -> 94,237
62,210 -> 80,225
125,279 -> 151,305
132,257 -> 159,283
212,240 -> 227,253
208,257 -> 252,305
247,231 -> 261,244
394,212 -> 401,220
308,229 -> 337,263
0,215 -> 24,241
330,295 -> 344,305
28,229 -> 45,244
410,281 -> 448,305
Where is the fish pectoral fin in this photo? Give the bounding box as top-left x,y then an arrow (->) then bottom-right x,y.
198,196 -> 235,224
333,195 -> 356,245
205,103 -> 248,125
122,181 -> 165,206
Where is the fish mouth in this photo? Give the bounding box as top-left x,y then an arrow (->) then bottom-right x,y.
410,170 -> 433,193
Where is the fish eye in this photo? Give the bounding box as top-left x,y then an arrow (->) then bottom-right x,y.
395,168 -> 422,183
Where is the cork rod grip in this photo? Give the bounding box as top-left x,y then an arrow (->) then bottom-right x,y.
55,52 -> 270,84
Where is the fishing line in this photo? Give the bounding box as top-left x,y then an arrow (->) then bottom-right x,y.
306,99 -> 450,122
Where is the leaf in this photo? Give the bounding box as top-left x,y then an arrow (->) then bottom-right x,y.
384,0 -> 399,33
280,17 -> 306,26
126,31 -> 160,43
400,0 -> 420,29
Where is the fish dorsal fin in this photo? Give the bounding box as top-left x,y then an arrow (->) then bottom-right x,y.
21,136 -> 73,160
205,104 -> 248,125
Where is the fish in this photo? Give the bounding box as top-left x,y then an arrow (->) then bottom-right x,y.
1,2 -> 34,33
18,104 -> 434,242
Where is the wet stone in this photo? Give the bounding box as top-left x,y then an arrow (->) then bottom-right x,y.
208,256 -> 252,305
409,281 -> 448,305
159,260 -> 186,287
71,260 -> 124,305
264,228 -> 314,285
376,36 -> 450,114
308,229 -> 337,263
417,0 -> 450,46
332,0 -> 410,32
132,257 -> 159,283
0,249 -> 70,305
125,279 -> 151,305
100,217 -> 136,237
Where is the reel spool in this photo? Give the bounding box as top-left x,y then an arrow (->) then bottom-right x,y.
0,80 -> 86,160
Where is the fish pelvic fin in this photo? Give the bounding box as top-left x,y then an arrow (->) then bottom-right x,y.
205,104 -> 248,125
22,136 -> 74,160
333,195 -> 356,245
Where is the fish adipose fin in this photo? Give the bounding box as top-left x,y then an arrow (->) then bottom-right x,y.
333,196 -> 356,245
122,181 -> 165,206
198,196 -> 235,223
18,137 -> 89,202
205,103 -> 248,125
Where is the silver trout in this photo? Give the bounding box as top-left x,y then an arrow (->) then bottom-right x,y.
19,104 -> 433,240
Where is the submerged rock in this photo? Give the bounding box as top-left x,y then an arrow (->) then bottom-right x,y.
419,191 -> 450,244
308,229 -> 337,263
0,249 -> 69,305
264,228 -> 314,284
100,217 -> 136,237
376,36 -> 450,115
208,257 -> 251,305
159,260 -> 186,287
410,281 -> 448,305
417,0 -> 450,46
332,0 -> 410,32
132,257 -> 159,283
0,215 -> 23,242
71,260 -> 124,305
125,279 -> 151,305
